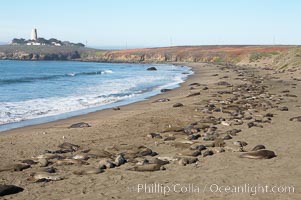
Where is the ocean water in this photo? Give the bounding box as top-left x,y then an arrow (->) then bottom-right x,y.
0,60 -> 192,131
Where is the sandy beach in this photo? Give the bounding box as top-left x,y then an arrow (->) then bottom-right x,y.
0,62 -> 300,200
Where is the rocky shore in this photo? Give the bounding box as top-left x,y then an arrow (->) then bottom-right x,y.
0,62 -> 300,199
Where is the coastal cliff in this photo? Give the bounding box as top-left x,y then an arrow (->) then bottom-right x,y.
0,45 -> 300,71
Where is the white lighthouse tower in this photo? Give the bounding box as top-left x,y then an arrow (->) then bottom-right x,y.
31,28 -> 37,41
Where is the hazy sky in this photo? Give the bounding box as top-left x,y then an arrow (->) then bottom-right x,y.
0,0 -> 300,48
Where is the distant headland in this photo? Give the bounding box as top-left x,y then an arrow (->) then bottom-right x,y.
11,28 -> 85,47
0,38 -> 300,72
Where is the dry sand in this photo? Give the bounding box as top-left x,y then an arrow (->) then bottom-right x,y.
0,63 -> 300,200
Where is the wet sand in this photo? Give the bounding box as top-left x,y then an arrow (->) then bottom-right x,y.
0,62 -> 300,200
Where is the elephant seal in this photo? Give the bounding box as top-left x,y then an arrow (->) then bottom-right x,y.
72,153 -> 89,160
69,122 -> 91,128
177,157 -> 198,166
58,142 -> 80,152
149,158 -> 169,165
114,154 -> 127,166
38,158 -> 49,167
113,107 -> 120,111
147,67 -> 157,71
73,167 -> 104,175
290,116 -> 301,122
187,92 -> 201,97
98,159 -> 116,169
56,159 -> 88,166
21,159 -> 37,165
127,164 -> 164,172
35,154 -> 63,160
177,149 -> 202,157
0,164 -> 30,172
147,132 -> 162,139
0,185 -> 24,197
190,144 -> 206,151
239,150 -> 276,159
234,141 -> 248,147
225,129 -> 241,136
28,172 -> 63,182
41,167 -> 56,173
173,103 -> 184,107
251,144 -> 266,151
203,150 -> 214,157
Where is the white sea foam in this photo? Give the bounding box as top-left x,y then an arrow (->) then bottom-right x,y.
0,64 -> 192,126
103,69 -> 113,74
0,93 -> 136,125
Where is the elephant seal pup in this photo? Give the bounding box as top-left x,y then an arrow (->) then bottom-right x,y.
190,144 -> 206,151
149,158 -> 169,165
127,164 -> 165,172
40,167 -> 56,173
99,159 -> 116,169
239,150 -> 276,159
173,103 -> 184,108
114,154 -> 127,166
72,153 -> 89,160
0,164 -> 30,172
28,172 -> 63,182
157,157 -> 178,163
58,142 -> 80,152
177,157 -> 198,166
233,141 -> 248,147
69,122 -> 91,128
290,116 -> 301,122
251,145 -> 266,151
21,159 -> 37,165
56,159 -> 88,166
177,149 -> 202,157
203,150 -> 214,157
38,158 -> 49,167
73,167 -> 104,175
34,154 -> 63,160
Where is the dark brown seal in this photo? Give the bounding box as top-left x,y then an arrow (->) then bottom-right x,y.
239,150 -> 276,159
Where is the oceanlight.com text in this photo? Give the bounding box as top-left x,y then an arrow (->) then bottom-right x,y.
127,183 -> 295,195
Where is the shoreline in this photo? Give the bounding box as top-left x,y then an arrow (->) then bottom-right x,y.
0,62 -> 300,199
0,62 -> 197,135
0,62 -> 192,133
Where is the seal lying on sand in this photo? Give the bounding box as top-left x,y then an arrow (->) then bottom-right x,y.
69,122 -> 91,128
56,159 -> 88,166
239,150 -> 276,159
73,167 -> 104,175
0,185 -> 24,196
0,164 -> 30,172
58,142 -> 80,152
290,116 -> 301,122
177,157 -> 198,166
127,163 -> 165,172
251,144 -> 266,151
99,159 -> 116,169
28,172 -> 63,182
